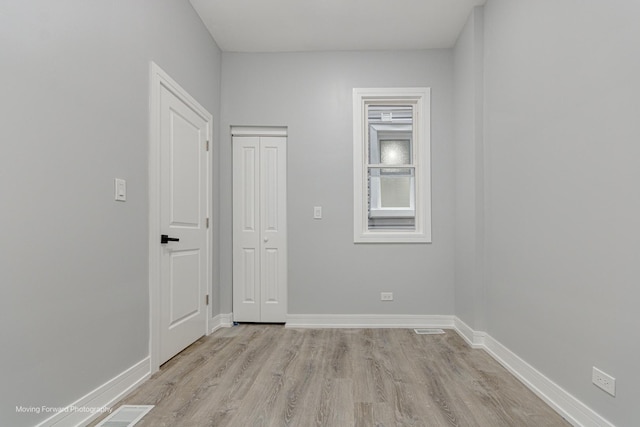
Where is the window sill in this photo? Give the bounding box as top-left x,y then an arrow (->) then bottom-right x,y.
354,231 -> 431,244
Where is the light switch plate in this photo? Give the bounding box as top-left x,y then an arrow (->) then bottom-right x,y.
114,178 -> 126,202
313,206 -> 322,219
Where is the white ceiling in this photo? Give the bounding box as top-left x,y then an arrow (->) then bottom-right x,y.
190,0 -> 486,53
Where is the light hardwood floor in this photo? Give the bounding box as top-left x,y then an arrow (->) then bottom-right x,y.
90,325 -> 570,426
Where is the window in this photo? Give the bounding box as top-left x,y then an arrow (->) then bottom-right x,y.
353,88 -> 431,243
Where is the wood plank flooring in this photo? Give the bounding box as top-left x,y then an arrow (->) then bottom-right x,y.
89,325 -> 570,427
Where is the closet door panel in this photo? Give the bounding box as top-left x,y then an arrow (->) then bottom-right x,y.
260,137 -> 287,322
232,137 -> 261,322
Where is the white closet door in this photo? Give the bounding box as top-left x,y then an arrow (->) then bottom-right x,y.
233,136 -> 261,322
259,136 -> 287,322
233,134 -> 287,322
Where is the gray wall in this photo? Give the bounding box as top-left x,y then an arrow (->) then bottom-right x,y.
453,7 -> 486,331
220,51 -> 455,315
0,1 -> 221,426
482,0 -> 640,425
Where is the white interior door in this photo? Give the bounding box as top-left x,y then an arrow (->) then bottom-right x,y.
233,132 -> 287,323
159,83 -> 209,364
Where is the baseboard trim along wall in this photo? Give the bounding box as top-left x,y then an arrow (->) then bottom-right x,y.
36,357 -> 151,427
452,317 -> 486,348
210,313 -> 233,334
453,317 -> 614,427
285,314 -> 455,329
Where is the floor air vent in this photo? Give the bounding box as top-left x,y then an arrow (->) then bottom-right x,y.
96,405 -> 154,427
414,328 -> 445,335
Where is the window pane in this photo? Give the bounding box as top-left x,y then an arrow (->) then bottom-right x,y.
368,167 -> 415,230
368,105 -> 413,165
380,140 -> 411,165
381,176 -> 411,207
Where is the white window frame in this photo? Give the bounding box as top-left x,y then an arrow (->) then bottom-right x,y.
353,87 -> 431,243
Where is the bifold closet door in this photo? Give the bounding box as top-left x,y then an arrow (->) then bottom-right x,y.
233,135 -> 287,322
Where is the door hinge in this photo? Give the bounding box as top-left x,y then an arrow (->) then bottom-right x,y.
206,140 -> 210,151
206,294 -> 209,305
206,217 -> 209,228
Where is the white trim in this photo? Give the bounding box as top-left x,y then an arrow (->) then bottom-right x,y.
452,317 -> 615,427
285,314 -> 454,329
36,357 -> 151,427
148,61 -> 213,373
231,126 -> 288,137
210,313 -> 234,333
453,317 -> 486,348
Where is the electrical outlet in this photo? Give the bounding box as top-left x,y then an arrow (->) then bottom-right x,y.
380,292 -> 393,301
592,367 -> 616,396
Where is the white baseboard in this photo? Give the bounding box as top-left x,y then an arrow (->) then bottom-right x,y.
36,357 -> 151,427
285,314 -> 454,329
453,317 -> 614,427
453,317 -> 486,348
210,313 -> 233,333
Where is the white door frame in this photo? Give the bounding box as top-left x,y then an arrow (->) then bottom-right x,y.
149,62 -> 213,372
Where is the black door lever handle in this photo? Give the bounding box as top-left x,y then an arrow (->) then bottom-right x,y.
161,234 -> 180,244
